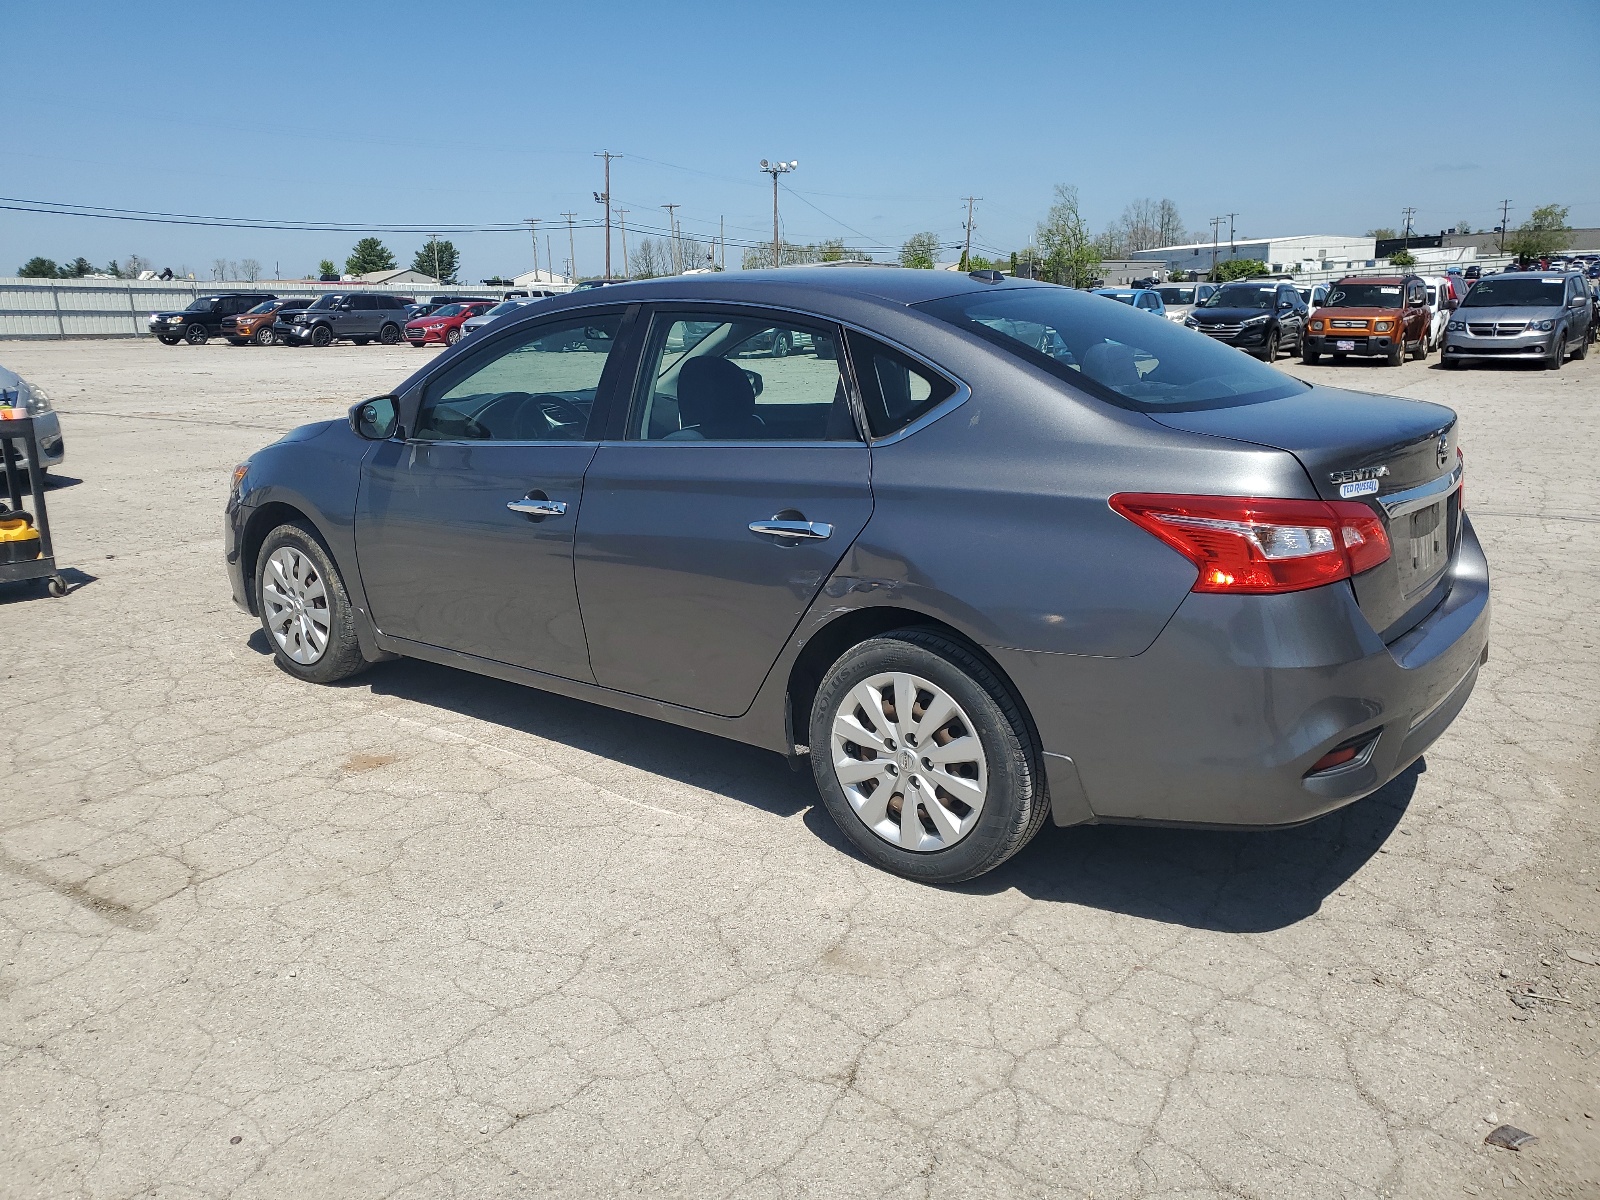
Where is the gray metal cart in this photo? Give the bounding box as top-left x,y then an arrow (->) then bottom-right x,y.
0,412 -> 68,597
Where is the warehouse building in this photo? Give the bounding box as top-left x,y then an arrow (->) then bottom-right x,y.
1130,234 -> 1378,277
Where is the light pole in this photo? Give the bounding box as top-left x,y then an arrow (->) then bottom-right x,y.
524,218 -> 540,282
759,159 -> 798,268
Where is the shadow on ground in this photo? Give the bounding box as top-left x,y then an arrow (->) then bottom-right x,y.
310,652 -> 1417,933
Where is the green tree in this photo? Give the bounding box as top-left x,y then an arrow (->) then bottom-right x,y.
317,259 -> 339,278
967,254 -> 994,272
411,237 -> 460,284
18,257 -> 58,278
1505,203 -> 1571,262
1169,269 -> 1188,282
1367,227 -> 1398,240
344,238 -> 396,276
1210,258 -> 1267,282
58,257 -> 93,278
1389,249 -> 1416,268
1036,184 -> 1100,287
899,231 -> 940,270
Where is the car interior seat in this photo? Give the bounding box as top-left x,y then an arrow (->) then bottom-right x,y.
665,356 -> 766,440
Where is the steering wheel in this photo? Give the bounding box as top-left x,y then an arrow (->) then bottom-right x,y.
474,392 -> 586,439
526,392 -> 586,432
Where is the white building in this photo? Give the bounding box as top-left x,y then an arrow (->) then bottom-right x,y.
1131,235 -> 1379,277
355,268 -> 442,288
513,267 -> 573,290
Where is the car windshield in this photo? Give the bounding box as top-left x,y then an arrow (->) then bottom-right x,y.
246,300 -> 279,315
433,304 -> 467,318
186,297 -> 218,311
919,286 -> 1305,413
1201,285 -> 1274,311
1155,287 -> 1196,304
307,295 -> 341,311
1460,277 -> 1567,308
482,301 -> 522,317
1324,283 -> 1403,309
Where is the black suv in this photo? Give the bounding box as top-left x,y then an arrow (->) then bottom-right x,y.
277,293 -> 411,347
148,293 -> 275,345
1182,280 -> 1308,361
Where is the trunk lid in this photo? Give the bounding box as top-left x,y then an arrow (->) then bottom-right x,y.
1150,386 -> 1461,641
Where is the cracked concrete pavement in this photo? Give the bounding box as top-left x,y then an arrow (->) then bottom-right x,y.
1,339 -> 1597,1198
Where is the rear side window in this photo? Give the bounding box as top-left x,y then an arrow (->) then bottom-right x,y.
918,286 -> 1305,413
846,332 -> 957,437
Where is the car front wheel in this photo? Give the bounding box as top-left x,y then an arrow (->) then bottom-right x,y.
445,327 -> 461,346
310,325 -> 333,347
809,629 -> 1047,884
185,323 -> 208,345
254,326 -> 276,346
1259,331 -> 1278,362
1545,333 -> 1565,370
254,523 -> 368,684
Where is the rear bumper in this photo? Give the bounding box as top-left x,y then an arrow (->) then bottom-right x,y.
997,515 -> 1491,827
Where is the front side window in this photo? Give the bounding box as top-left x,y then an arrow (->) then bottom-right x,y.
413,313 -> 622,442
918,286 -> 1305,413
308,295 -> 340,311
629,311 -> 856,442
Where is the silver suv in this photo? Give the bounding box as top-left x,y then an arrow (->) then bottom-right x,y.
1443,270 -> 1594,369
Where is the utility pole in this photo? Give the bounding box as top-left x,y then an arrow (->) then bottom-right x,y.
1401,206 -> 1417,249
961,196 -> 981,270
719,215 -> 725,271
759,158 -> 798,268
1225,212 -> 1239,259
524,218 -> 541,282
546,236 -> 553,284
1209,216 -> 1224,278
561,212 -> 577,283
616,209 -> 629,278
593,150 -> 619,279
1498,200 -> 1512,253
430,234 -> 441,284
661,204 -> 680,273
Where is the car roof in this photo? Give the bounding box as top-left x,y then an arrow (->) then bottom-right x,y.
534,267 -> 1016,310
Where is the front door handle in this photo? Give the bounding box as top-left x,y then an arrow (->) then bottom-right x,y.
507,497 -> 568,517
749,519 -> 832,540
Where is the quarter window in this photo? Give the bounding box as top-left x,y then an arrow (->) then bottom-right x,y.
412,314 -> 622,442
629,311 -> 857,442
846,333 -> 958,437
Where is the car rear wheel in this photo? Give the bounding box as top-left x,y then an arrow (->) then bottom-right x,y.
771,333 -> 790,358
254,326 -> 276,346
809,629 -> 1046,884
1545,334 -> 1565,370
184,323 -> 208,345
157,335 -> 180,345
379,323 -> 401,345
445,327 -> 461,346
1259,331 -> 1278,362
254,523 -> 368,684
310,325 -> 332,348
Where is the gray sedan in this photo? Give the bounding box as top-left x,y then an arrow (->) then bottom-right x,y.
1443,270 -> 1595,368
0,363 -> 65,474
225,269 -> 1489,883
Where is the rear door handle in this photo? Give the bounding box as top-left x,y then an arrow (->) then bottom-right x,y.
507,497 -> 568,517
749,519 -> 832,540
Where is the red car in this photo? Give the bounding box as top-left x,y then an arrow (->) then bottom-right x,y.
404,301 -> 494,347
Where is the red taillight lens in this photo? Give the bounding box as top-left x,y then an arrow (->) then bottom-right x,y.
1109,493 -> 1391,595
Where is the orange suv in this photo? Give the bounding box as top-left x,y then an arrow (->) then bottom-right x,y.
224,297 -> 311,347
1302,275 -> 1432,366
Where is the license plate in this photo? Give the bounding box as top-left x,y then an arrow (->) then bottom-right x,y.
1405,502 -> 1445,585
1336,339 -> 1355,351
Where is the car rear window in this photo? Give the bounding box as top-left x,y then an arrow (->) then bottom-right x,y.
917,286 -> 1306,413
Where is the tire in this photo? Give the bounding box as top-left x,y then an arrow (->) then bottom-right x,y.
1410,332 -> 1428,361
1331,352 -> 1347,362
1258,331 -> 1278,362
808,629 -> 1046,884
445,327 -> 461,346
351,337 -> 370,346
1441,354 -> 1462,370
1386,339 -> 1404,366
254,325 -> 276,346
1572,335 -> 1588,361
379,323 -> 401,345
1545,334 -> 1565,370
771,333 -> 790,358
158,336 -> 180,346
184,323 -> 208,345
310,324 -> 332,348
1302,346 -> 1321,364
254,523 -> 369,685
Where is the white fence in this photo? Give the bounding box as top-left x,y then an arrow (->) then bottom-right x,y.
0,278 -> 512,340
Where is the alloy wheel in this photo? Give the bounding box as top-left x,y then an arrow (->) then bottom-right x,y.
446,327 -> 461,346
830,671 -> 989,852
261,546 -> 331,664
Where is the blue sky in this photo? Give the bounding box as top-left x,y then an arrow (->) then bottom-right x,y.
5,0 -> 1598,281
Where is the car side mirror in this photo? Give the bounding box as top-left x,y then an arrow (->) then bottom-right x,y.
1571,295 -> 1589,308
339,302 -> 354,311
350,395 -> 400,440
742,369 -> 764,397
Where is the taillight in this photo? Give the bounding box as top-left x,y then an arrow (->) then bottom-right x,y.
1109,493 -> 1391,595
